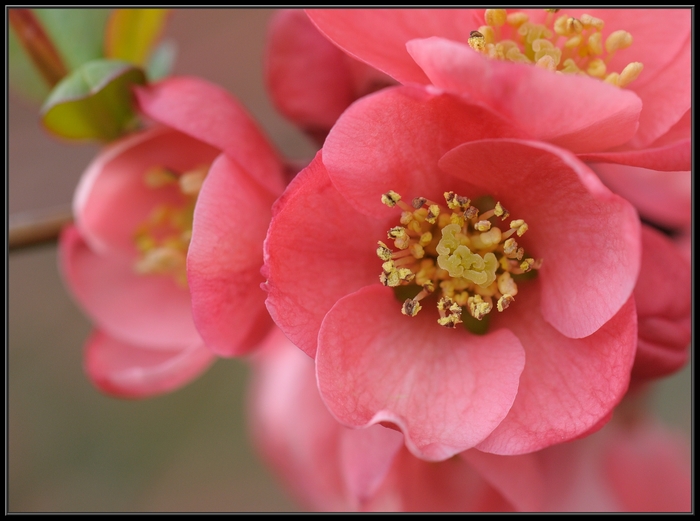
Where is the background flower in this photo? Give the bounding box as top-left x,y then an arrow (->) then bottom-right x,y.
60,75 -> 287,397
306,8 -> 690,171
250,326 -> 691,512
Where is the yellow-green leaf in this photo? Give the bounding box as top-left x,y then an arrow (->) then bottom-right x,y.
105,9 -> 170,67
41,59 -> 146,142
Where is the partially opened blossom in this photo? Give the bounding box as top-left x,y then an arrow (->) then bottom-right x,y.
250,328 -> 690,512
264,85 -> 641,459
629,226 -> 691,380
265,9 -> 395,143
307,8 -> 690,171
60,76 -> 286,397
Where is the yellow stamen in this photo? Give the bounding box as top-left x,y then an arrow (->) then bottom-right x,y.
378,190 -> 542,330
467,9 -> 642,88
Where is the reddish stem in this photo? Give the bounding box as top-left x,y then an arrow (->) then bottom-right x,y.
8,8 -> 68,88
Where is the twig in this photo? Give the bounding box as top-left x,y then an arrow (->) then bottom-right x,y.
9,205 -> 73,251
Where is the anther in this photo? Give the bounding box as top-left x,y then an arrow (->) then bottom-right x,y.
468,31 -> 486,52
520,258 -> 536,272
618,62 -> 643,88
376,241 -> 393,261
419,232 -> 432,246
402,298 -> 422,317
464,206 -> 479,219
467,294 -> 492,320
475,220 -> 492,232
144,166 -> 177,188
426,204 -> 440,224
444,191 -> 471,212
178,168 -> 207,196
580,14 -> 604,31
497,272 -> 518,296
381,190 -> 402,208
437,296 -> 463,328
497,294 -> 515,312
412,197 -> 427,209
484,9 -> 507,27
605,30 -> 633,53
494,202 -> 509,220
388,226 -> 410,249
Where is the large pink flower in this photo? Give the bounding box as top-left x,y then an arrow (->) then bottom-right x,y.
60,76 -> 286,397
250,328 -> 690,512
264,85 -> 641,459
306,8 -> 690,172
268,8 -> 691,382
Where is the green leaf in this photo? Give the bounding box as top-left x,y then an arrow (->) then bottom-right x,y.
146,39 -> 177,81
41,59 -> 146,142
33,9 -> 111,70
105,9 -> 170,67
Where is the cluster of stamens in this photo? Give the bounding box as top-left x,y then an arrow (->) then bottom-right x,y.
132,164 -> 208,287
467,8 -> 643,88
378,190 -> 542,329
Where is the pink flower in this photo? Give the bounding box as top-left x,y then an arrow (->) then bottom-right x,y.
60,77 -> 286,397
306,8 -> 690,172
250,329 -> 690,512
270,8 -> 691,381
263,85 -> 641,459
630,226 -> 691,380
265,9 -> 395,143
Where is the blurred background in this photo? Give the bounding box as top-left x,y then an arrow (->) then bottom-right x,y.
8,8 -> 691,513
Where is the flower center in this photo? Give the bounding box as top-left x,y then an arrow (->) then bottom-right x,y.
467,8 -> 643,88
132,164 -> 209,287
378,190 -> 542,331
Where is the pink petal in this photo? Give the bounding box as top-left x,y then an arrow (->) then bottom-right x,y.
626,35 -> 690,149
476,285 -> 637,455
339,424 -> 405,506
577,138 -> 690,172
591,162 -> 691,230
316,285 -> 525,462
604,421 -> 691,512
537,424 -> 624,511
572,9 -> 691,150
263,153 -> 390,358
461,449 -> 544,512
439,139 -> 641,338
376,449 -> 516,512
266,9 -> 357,136
74,127 -> 220,259
631,226 -> 691,379
247,329 -> 348,511
135,76 -> 285,196
306,9 -> 482,85
187,154 -> 276,357
84,330 -> 214,399
579,109 -> 690,172
60,226 -> 201,349
323,85 -> 522,219
407,37 -> 642,153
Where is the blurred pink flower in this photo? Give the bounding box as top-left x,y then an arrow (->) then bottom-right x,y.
306,8 -> 690,172
60,76 -> 286,397
264,85 -> 642,459
250,329 -> 691,512
629,226 -> 691,380
265,9 -> 395,143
